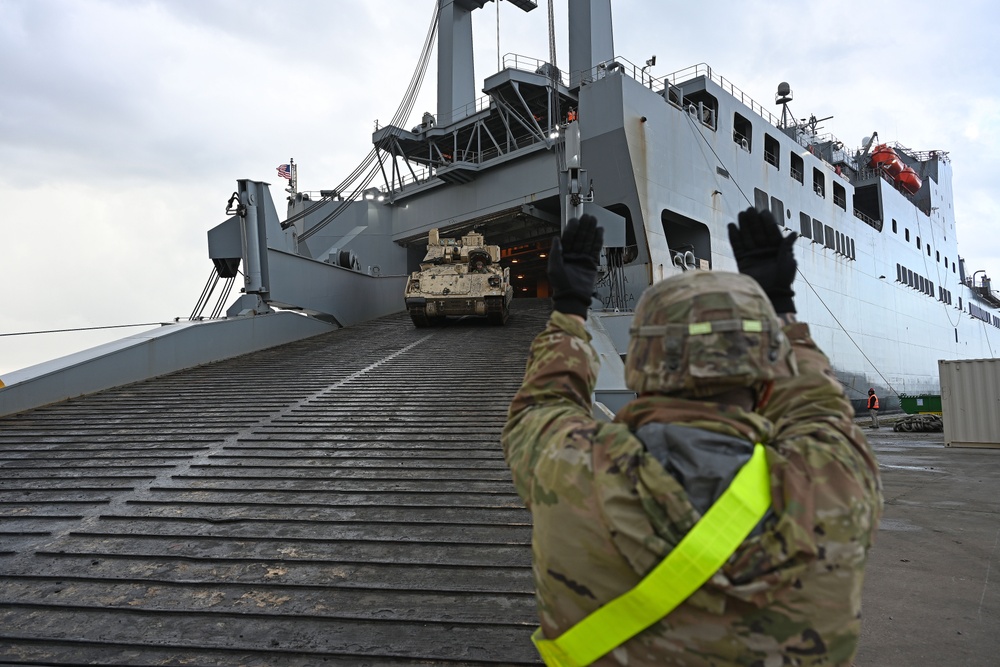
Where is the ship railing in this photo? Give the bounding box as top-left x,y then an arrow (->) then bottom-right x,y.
652,63 -> 783,129
889,141 -> 951,164
733,130 -> 751,152
904,147 -> 950,163
419,95 -> 494,130
502,53 -> 570,87
853,208 -> 883,232
382,127 -> 546,193
855,165 -> 910,190
393,165 -> 436,190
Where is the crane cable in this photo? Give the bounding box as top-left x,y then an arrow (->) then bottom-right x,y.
299,0 -> 440,243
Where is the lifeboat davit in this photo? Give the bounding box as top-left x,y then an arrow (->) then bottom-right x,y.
898,165 -> 922,194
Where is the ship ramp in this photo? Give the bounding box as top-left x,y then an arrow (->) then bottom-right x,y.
0,300 -> 553,665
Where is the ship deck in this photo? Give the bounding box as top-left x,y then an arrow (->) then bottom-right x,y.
1,300 -> 998,665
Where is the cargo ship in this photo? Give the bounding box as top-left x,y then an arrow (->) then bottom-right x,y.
2,0 -> 997,414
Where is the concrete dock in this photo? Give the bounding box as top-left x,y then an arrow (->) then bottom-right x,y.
856,426 -> 1000,666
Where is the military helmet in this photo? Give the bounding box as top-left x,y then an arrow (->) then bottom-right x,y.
624,271 -> 797,397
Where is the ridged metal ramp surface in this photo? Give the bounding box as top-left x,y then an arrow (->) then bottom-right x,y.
0,300 -> 552,665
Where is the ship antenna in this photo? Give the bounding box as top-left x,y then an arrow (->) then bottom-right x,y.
775,82 -> 794,129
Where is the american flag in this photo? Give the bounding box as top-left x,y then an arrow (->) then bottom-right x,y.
276,164 -> 292,180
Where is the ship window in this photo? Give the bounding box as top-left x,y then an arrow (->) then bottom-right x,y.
813,219 -> 823,243
892,219 -> 897,233
953,264 -> 956,273
733,113 -> 752,151
683,90 -> 719,129
955,328 -> 959,342
937,250 -> 941,262
836,232 -> 843,254
959,296 -> 962,309
916,236 -> 921,249
824,225 -> 835,249
813,169 -> 825,197
944,257 -> 949,268
907,269 -> 914,287
790,152 -> 804,184
850,238 -> 855,260
770,197 -> 785,224
897,263 -> 903,282
754,188 -> 769,212
929,280 -> 934,295
928,245 -> 932,257
833,182 -> 847,210
764,133 -> 780,168
905,228 -> 910,242
800,212 -> 812,238
662,209 -> 712,269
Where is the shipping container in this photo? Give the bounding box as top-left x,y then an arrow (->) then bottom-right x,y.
939,358 -> 1000,448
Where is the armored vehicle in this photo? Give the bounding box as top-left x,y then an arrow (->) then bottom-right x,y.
404,229 -> 513,327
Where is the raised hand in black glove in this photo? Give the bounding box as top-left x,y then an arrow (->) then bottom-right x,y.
727,207 -> 798,313
548,214 -> 604,319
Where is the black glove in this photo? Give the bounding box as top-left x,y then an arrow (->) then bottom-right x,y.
727,207 -> 798,313
549,215 -> 604,319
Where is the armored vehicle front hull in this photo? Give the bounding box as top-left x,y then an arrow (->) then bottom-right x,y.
405,229 -> 514,326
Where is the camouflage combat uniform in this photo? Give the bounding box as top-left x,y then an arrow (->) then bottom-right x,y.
501,310 -> 882,666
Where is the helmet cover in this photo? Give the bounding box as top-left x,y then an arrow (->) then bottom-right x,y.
625,271 -> 797,397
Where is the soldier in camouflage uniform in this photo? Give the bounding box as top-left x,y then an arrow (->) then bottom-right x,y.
502,209 -> 882,666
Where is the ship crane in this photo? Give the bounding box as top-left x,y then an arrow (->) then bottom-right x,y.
857,132 -> 880,162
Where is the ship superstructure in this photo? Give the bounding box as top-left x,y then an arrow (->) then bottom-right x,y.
235,0 -> 998,411
2,0 -> 997,415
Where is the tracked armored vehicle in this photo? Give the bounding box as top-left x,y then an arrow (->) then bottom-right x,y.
404,229 -> 513,327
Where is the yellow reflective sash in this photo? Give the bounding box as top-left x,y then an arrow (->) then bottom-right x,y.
532,443 -> 771,667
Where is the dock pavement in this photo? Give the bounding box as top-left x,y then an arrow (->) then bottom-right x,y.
855,416 -> 999,666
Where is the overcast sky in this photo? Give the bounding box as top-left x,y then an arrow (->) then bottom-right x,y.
1,0 -> 998,376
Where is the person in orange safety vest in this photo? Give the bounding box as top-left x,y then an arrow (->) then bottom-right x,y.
867,388 -> 880,429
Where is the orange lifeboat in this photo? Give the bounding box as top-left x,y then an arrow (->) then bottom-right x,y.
869,144 -> 896,167
898,165 -> 922,194
869,144 -> 903,177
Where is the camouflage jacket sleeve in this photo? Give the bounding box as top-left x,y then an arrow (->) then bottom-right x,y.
757,320 -> 883,558
501,311 -> 600,506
